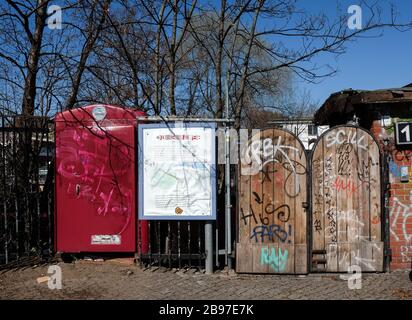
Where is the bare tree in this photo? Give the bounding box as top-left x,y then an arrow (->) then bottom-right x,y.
3,0 -> 411,122
1,0 -> 50,116
65,0 -> 111,109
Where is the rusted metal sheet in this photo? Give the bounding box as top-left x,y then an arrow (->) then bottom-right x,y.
314,84 -> 412,125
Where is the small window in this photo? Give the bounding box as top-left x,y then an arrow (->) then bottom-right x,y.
308,124 -> 318,136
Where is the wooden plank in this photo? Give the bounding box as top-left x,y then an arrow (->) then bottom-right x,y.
336,127 -> 350,247
294,136 -> 307,273
323,128 -> 338,267
278,244 -> 294,273
338,242 -> 350,272
372,241 -> 384,272
295,139 -> 307,245
270,163 -> 285,245
272,129 -> 287,248
347,128 -> 358,248
355,127 -> 370,244
312,137 -> 325,252
238,130 -> 252,244
283,131 -> 295,272
335,127 -> 349,270
253,243 -> 270,273
359,240 -> 374,271
339,128 -> 364,272
261,129 -> 275,241
249,130 -> 263,246
236,243 -> 252,273
326,242 -> 338,271
349,241 -> 359,268
290,131 -> 298,274
294,244 -> 308,274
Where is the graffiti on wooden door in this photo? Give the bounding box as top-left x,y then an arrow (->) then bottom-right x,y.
311,126 -> 383,272
236,129 -> 308,274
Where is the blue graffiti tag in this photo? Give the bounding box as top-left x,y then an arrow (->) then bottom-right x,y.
260,247 -> 288,272
250,224 -> 291,243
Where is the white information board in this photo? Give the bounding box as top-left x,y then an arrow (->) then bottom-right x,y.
138,123 -> 216,220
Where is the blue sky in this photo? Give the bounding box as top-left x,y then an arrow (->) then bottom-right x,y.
294,0 -> 412,105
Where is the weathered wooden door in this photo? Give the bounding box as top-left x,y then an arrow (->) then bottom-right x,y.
311,126 -> 383,272
236,129 -> 308,274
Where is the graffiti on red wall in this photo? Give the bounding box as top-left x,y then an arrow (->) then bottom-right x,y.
57,126 -> 133,234
390,197 -> 412,244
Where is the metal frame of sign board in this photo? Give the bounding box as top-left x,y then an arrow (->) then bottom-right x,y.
395,122 -> 412,146
137,122 -> 217,220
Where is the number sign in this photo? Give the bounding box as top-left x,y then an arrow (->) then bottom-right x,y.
395,122 -> 412,146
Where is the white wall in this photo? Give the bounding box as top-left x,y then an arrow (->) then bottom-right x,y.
280,123 -> 329,150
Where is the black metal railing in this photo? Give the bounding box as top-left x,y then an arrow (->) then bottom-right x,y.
137,220 -> 206,270
0,113 -> 54,266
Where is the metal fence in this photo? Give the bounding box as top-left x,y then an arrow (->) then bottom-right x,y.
0,114 -> 54,267
0,113 -> 235,273
137,221 -> 207,270
0,113 -> 214,270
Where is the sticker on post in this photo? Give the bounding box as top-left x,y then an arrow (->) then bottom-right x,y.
91,235 -> 121,245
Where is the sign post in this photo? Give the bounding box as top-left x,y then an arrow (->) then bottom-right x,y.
138,121 -> 217,274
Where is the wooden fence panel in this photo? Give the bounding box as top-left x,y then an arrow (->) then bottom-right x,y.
311,126 -> 383,272
236,129 -> 308,274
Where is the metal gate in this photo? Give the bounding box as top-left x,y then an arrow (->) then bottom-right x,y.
236,129 -> 308,274
311,126 -> 383,272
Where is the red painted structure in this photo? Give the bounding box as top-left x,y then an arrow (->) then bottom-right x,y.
55,105 -> 148,253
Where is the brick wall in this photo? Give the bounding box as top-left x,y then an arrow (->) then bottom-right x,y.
370,119 -> 412,270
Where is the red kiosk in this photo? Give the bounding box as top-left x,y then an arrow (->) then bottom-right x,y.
55,104 -> 148,254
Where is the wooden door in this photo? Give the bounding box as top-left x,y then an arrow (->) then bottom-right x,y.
236,129 -> 308,274
311,126 -> 383,272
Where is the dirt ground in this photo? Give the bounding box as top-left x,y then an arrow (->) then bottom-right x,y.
0,259 -> 411,300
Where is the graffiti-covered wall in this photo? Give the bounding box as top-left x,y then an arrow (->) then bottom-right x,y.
371,118 -> 412,269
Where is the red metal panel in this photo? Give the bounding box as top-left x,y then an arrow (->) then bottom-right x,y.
55,105 -> 145,253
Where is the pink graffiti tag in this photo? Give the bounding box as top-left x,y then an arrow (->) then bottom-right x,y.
57,127 -> 133,235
